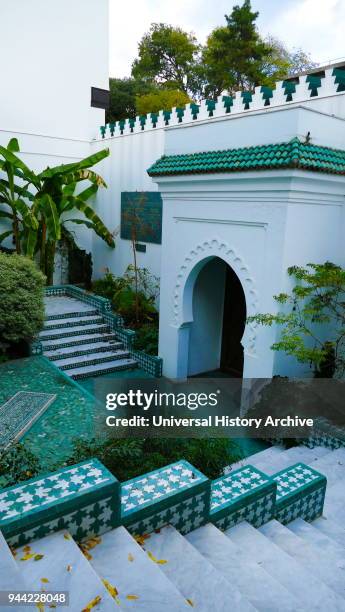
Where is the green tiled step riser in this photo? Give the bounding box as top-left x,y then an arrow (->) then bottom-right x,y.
45,310 -> 99,321
303,430 -> 345,450
41,325 -> 110,340
60,351 -> 130,371
212,490 -> 276,531
50,343 -> 123,361
72,360 -> 138,380
6,495 -> 118,548
275,486 -> 326,525
125,490 -> 209,537
44,317 -> 103,330
41,334 -> 116,351
0,460 -> 121,547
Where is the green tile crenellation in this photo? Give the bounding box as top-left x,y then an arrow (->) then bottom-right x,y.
210,465 -> 277,531
0,459 -> 120,547
147,138 -> 345,177
121,460 -> 211,536
272,462 -> 326,525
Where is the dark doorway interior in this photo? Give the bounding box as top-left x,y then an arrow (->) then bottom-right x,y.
220,265 -> 247,377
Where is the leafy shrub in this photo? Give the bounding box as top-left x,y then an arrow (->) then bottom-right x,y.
92,266 -> 159,328
113,288 -> 157,327
133,323 -> 159,355
0,253 -> 45,344
64,437 -> 242,481
92,271 -> 126,302
0,443 -> 42,488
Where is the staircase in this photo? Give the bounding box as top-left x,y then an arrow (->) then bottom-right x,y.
40,295 -> 138,380
1,444 -> 345,610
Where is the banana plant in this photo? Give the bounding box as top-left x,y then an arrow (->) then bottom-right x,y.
0,138 -> 39,254
0,140 -> 114,283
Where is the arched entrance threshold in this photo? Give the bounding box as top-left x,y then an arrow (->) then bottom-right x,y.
187,257 -> 246,377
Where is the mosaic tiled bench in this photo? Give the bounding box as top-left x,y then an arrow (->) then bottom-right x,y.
0,391 -> 56,450
121,460 -> 211,536
0,459 -> 120,547
210,465 -> 277,531
273,462 -> 327,525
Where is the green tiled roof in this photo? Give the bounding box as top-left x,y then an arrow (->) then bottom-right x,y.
147,138 -> 345,177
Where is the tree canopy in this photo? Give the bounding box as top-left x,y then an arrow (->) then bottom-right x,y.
107,1 -> 318,118
131,23 -> 200,94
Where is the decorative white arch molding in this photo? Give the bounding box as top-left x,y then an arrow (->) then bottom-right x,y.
172,238 -> 259,355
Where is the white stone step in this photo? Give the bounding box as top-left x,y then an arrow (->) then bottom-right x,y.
0,531 -> 29,612
41,332 -> 116,348
44,296 -> 96,317
44,314 -> 103,328
312,515 -> 345,548
308,447 -> 345,486
324,480 -> 345,523
44,341 -> 123,359
52,349 -> 130,369
15,531 -> 120,610
252,445 -> 330,476
141,524 -> 256,612
186,523 -> 302,612
225,445 -> 284,473
226,520 -> 345,611
69,358 -> 137,379
260,519 -> 345,599
288,518 -> 345,560
86,526 -> 189,610
39,322 -> 109,338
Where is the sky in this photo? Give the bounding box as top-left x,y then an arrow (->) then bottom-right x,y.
108,0 -> 345,78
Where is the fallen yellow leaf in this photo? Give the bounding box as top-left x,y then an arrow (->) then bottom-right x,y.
63,533 -> 71,540
20,553 -> 35,561
186,598 -> 194,607
83,537 -> 102,550
81,595 -> 102,611
134,533 -> 150,546
126,595 -> 139,600
23,545 -> 31,552
102,579 -> 119,600
147,551 -> 167,565
41,578 -> 49,583
34,554 -> 44,561
128,553 -> 134,562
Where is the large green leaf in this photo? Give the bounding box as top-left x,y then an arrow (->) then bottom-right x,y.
34,194 -> 61,240
0,210 -> 13,220
15,198 -> 38,229
0,229 -> 13,244
67,195 -> 115,247
24,227 -> 38,258
38,148 -> 109,180
67,218 -> 115,247
0,179 -> 34,201
0,144 -> 39,188
7,138 -> 19,153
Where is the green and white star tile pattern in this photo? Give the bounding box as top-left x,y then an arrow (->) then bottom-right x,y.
0,391 -> 56,450
210,465 -> 276,531
273,462 -> 326,525
0,460 -> 120,547
121,460 -> 210,535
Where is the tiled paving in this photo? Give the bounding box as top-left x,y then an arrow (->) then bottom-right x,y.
0,356 -> 152,470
